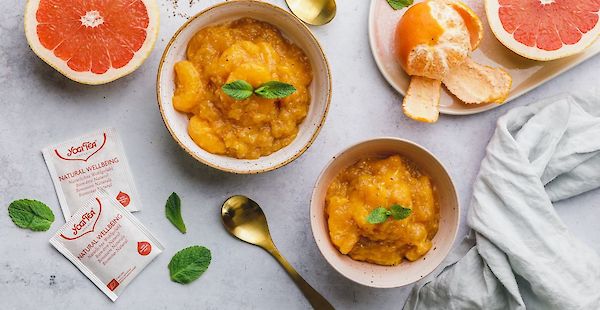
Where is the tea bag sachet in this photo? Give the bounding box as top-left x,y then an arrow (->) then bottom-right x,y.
42,128 -> 141,220
50,188 -> 163,301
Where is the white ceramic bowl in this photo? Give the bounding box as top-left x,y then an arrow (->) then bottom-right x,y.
311,138 -> 459,288
156,0 -> 331,174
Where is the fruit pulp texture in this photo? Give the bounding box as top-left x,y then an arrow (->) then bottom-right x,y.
172,18 -> 313,159
450,2 -> 482,50
395,2 -> 444,71
325,155 -> 440,266
498,0 -> 600,51
35,0 -> 150,73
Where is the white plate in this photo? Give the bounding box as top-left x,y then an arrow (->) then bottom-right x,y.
368,0 -> 600,115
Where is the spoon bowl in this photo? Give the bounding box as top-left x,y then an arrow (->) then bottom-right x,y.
285,0 -> 337,26
221,195 -> 334,310
221,195 -> 272,247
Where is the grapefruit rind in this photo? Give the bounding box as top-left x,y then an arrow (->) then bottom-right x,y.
484,0 -> 600,61
403,76 -> 441,123
24,0 -> 160,85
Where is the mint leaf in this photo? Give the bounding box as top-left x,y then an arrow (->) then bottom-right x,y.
165,192 -> 186,234
222,80 -> 254,100
366,207 -> 390,224
169,246 -> 212,284
367,204 -> 412,224
390,204 -> 412,220
8,199 -> 55,231
387,0 -> 413,10
254,81 -> 296,99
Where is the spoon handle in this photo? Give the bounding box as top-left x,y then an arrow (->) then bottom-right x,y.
265,246 -> 335,310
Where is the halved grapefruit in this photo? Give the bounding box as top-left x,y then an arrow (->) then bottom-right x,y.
24,0 -> 159,85
486,0 -> 600,61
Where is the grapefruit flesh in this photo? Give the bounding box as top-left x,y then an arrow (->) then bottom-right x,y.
486,0 -> 600,61
25,0 -> 159,84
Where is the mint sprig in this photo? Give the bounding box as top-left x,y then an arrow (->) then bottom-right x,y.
221,80 -> 254,100
390,204 -> 412,220
222,80 -> 296,100
169,246 -> 212,284
165,192 -> 186,234
254,81 -> 296,99
8,199 -> 55,231
366,204 -> 412,224
387,0 -> 413,10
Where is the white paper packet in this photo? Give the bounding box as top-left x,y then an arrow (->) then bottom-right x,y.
49,188 -> 163,301
42,128 -> 141,220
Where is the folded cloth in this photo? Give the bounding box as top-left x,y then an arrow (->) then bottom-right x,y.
404,95 -> 600,310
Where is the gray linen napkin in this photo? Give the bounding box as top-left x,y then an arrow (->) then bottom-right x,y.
404,95 -> 600,310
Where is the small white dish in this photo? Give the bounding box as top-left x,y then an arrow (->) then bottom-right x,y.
310,138 -> 460,288
368,0 -> 600,115
157,0 -> 331,174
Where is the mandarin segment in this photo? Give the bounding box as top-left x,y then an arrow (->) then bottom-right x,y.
188,116 -> 226,155
173,61 -> 203,113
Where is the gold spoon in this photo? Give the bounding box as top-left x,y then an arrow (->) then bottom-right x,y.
285,0 -> 337,26
221,195 -> 334,310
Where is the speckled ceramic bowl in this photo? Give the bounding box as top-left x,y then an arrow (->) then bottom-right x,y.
157,0 -> 331,174
311,138 -> 459,288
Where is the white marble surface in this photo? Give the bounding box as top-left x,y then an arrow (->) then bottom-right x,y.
1,0 -> 600,309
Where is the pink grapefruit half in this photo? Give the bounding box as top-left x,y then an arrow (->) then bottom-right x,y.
485,0 -> 600,61
24,0 -> 159,85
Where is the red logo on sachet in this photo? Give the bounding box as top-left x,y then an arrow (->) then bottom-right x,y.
107,279 -> 120,291
60,198 -> 103,240
54,132 -> 107,162
116,191 -> 131,207
137,242 -> 152,256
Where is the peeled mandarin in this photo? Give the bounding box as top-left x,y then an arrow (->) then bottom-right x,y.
394,0 -> 470,80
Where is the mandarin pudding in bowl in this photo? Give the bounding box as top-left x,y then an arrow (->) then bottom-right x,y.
173,18 -> 312,159
157,0 -> 331,173
311,138 -> 459,287
326,155 -> 439,266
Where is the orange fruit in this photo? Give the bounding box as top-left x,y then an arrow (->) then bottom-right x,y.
396,1 -> 511,123
486,0 -> 600,61
24,0 -> 159,85
394,0 -> 471,80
